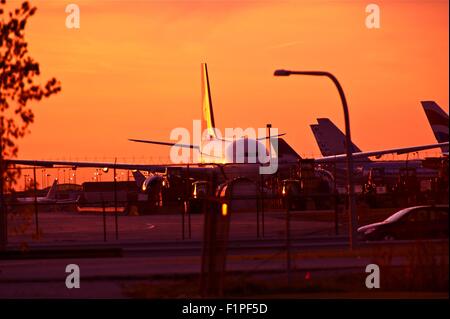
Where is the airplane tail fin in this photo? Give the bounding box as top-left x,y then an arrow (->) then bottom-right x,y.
46,180 -> 58,200
127,64 -> 217,151
277,138 -> 301,161
132,170 -> 146,188
421,101 -> 449,154
201,63 -> 217,141
310,118 -> 370,161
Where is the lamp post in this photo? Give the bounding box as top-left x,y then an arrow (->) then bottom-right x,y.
24,174 -> 29,190
274,69 -> 358,249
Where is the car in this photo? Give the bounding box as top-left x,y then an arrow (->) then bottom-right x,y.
357,205 -> 449,241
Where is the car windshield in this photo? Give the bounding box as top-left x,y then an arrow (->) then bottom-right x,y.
384,207 -> 414,223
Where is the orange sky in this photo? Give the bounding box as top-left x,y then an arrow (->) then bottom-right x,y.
13,0 -> 449,163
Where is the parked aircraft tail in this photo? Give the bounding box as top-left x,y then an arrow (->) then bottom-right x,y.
131,170 -> 146,188
277,138 -> 301,161
421,101 -> 449,155
46,180 -> 58,200
201,63 -> 217,141
128,63 -> 218,150
310,118 -> 370,161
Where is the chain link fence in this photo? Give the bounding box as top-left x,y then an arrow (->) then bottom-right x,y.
0,157 -> 448,247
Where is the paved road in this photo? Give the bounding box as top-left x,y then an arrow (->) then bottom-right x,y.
0,248 -> 393,298
1,237 -> 447,298
2,209 -> 447,298
7,210 -> 340,244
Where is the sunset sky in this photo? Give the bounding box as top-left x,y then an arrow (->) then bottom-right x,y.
11,0 -> 449,164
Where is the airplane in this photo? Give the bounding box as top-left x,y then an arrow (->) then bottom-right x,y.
421,101 -> 449,156
6,64 -> 449,193
15,179 -> 59,204
310,118 -> 442,183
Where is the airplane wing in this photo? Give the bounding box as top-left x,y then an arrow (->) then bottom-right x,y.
5,159 -> 184,173
7,141 -> 448,173
5,159 -> 223,182
315,142 -> 449,163
128,139 -> 199,149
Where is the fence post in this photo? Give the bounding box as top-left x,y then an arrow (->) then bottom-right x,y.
187,164 -> 191,239
185,163 -> 192,239
33,166 -> 39,239
188,199 -> 192,239
181,168 -> 186,240
333,161 -> 339,235
260,174 -> 265,238
200,171 -> 229,297
256,188 -> 260,239
113,161 -> 118,240
182,197 -> 185,240
102,200 -> 107,242
286,194 -> 292,286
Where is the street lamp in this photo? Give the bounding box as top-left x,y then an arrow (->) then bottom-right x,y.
274,69 -> 358,249
24,174 -> 30,190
